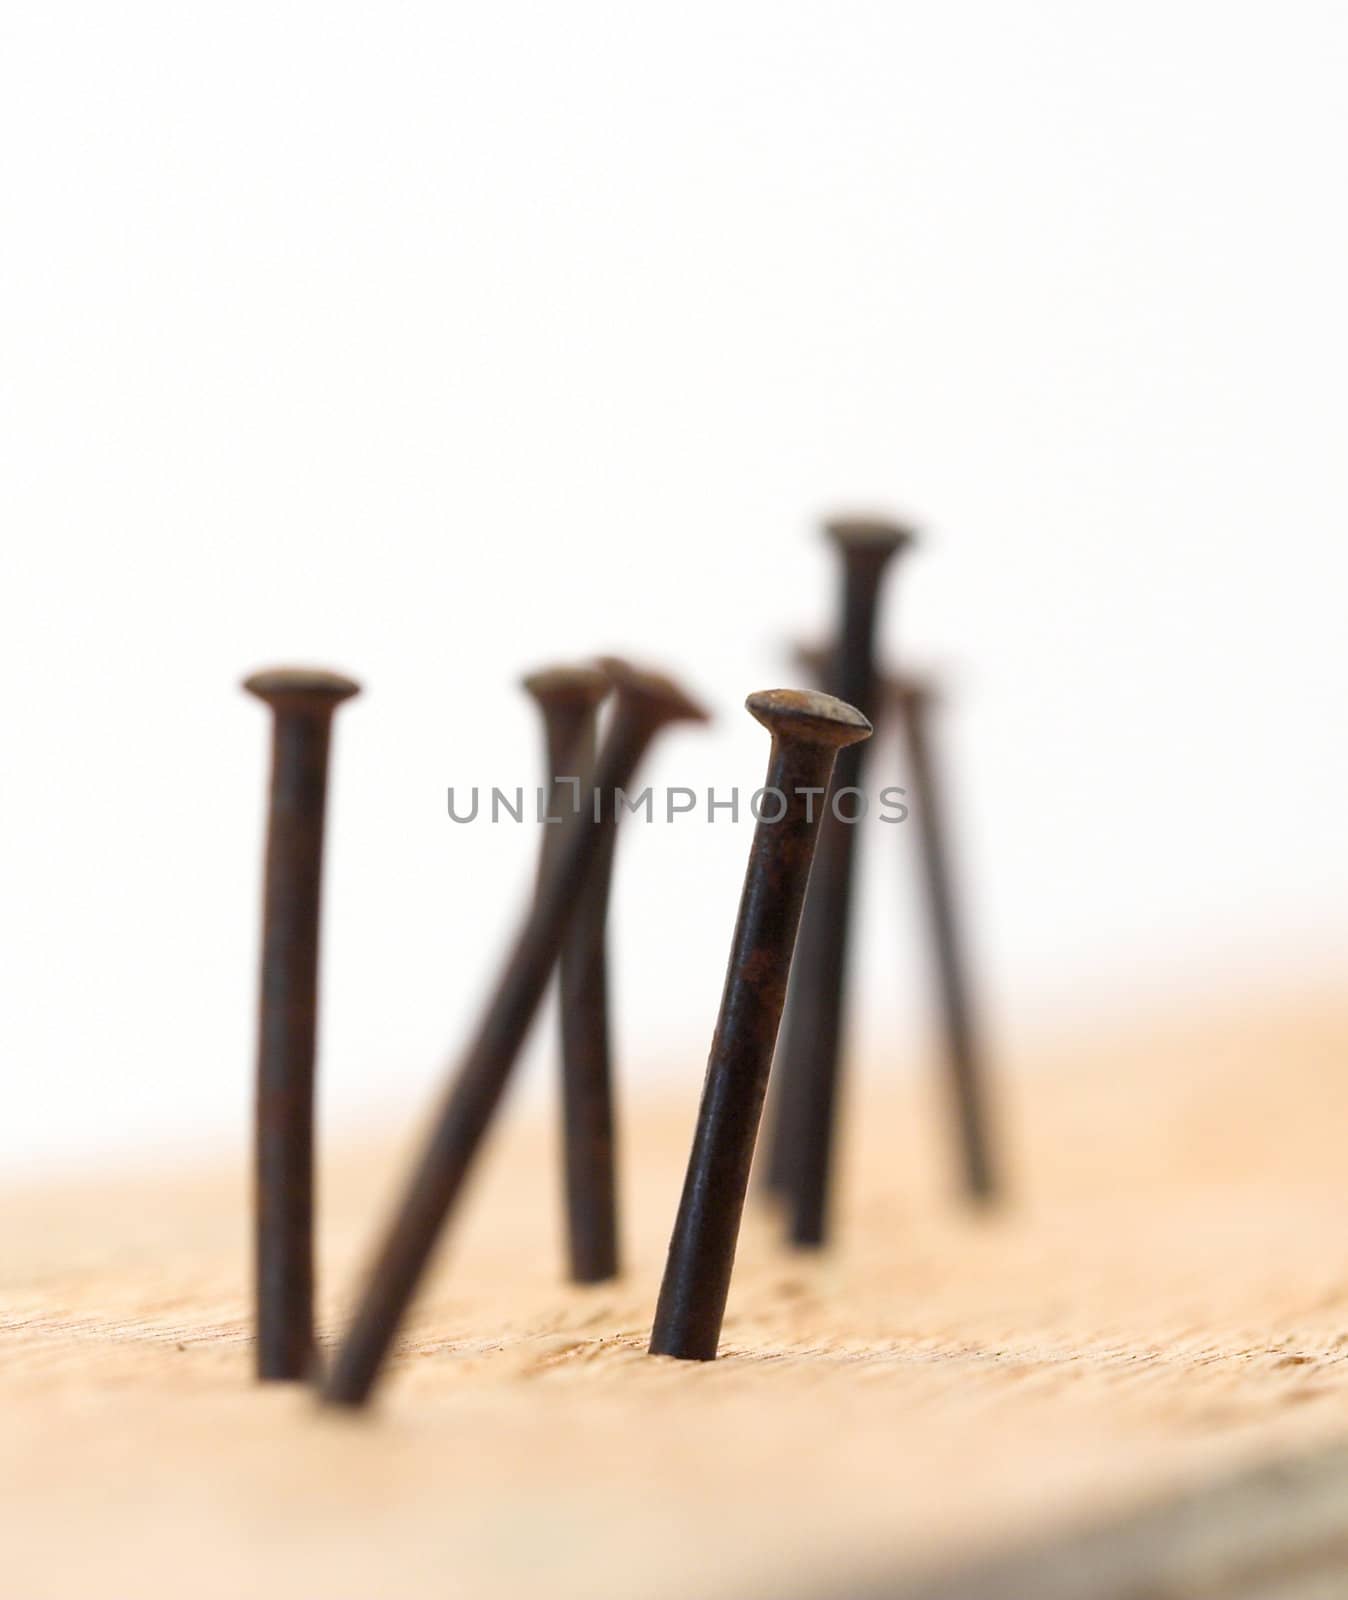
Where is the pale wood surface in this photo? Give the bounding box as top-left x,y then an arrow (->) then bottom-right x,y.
5,990 -> 1348,1598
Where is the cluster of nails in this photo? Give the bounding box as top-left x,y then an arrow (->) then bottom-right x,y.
245,516 -> 999,1407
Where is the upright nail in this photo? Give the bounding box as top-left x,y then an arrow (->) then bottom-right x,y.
650,690 -> 872,1360
766,517 -> 915,1246
891,673 -> 999,1203
243,666 -> 360,1381
323,663 -> 707,1407
522,664 -> 621,1283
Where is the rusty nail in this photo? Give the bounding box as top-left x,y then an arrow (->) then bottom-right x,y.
790,640 -> 830,683
755,639 -> 828,1202
243,666 -> 360,1381
522,664 -> 621,1283
765,516 -> 915,1247
891,673 -> 999,1203
322,662 -> 707,1407
650,689 -> 872,1360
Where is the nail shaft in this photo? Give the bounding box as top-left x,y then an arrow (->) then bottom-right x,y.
524,666 -> 620,1283
323,665 -> 705,1407
894,676 -> 999,1202
651,690 -> 872,1360
244,667 -> 360,1381
767,520 -> 913,1246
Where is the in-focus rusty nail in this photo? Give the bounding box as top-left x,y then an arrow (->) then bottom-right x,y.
755,638 -> 829,1203
765,516 -> 915,1247
650,689 -> 872,1360
322,662 -> 707,1407
522,664 -> 621,1283
243,666 -> 360,1381
891,672 -> 999,1204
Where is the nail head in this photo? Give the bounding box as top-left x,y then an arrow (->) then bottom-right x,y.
597,657 -> 711,727
243,667 -> 362,707
521,664 -> 612,709
746,688 -> 872,749
824,516 -> 919,556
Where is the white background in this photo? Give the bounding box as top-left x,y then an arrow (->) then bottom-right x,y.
3,3 -> 1346,1171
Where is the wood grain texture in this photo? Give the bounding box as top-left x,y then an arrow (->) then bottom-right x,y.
5,987 -> 1348,1598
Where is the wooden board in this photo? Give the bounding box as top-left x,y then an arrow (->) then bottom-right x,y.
5,988 -> 1348,1598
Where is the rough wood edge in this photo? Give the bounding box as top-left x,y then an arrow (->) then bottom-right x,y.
861,1443 -> 1348,1600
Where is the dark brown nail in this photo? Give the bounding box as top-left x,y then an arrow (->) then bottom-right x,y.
650,689 -> 872,1360
891,673 -> 999,1204
522,664 -> 621,1283
755,638 -> 828,1202
322,662 -> 707,1407
243,666 -> 360,1382
765,516 -> 916,1246
789,640 -> 830,683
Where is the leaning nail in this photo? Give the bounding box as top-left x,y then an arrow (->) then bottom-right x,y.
322,663 -> 706,1407
890,672 -> 1000,1204
243,666 -> 360,1381
650,689 -> 872,1360
522,664 -> 621,1283
755,639 -> 829,1202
